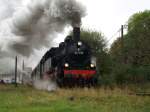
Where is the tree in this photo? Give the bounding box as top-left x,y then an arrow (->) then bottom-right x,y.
126,10 -> 150,66
79,29 -> 106,56
110,37 -> 122,63
110,10 -> 150,84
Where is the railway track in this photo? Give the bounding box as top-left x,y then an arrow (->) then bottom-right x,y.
135,92 -> 150,96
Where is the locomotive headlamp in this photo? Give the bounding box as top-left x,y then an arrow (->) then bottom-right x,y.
65,63 -> 69,67
78,41 -> 82,46
90,64 -> 95,68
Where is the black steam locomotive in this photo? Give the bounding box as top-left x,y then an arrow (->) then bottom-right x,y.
31,27 -> 97,86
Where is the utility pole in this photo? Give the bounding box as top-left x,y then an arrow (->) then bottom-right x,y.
22,60 -> 24,70
121,25 -> 124,64
22,60 -> 24,84
121,25 -> 128,64
121,25 -> 124,48
15,56 -> 18,87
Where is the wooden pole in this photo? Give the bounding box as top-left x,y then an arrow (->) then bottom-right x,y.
121,25 -> 124,47
121,25 -> 124,63
15,56 -> 18,87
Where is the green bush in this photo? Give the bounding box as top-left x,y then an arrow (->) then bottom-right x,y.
112,64 -> 150,85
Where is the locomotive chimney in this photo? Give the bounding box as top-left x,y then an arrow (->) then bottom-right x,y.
73,27 -> 80,41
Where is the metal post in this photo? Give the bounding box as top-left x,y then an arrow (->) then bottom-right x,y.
15,56 -> 18,87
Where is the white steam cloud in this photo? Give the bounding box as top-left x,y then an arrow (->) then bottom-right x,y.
33,79 -> 57,91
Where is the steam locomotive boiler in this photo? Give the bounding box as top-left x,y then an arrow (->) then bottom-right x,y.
31,27 -> 97,86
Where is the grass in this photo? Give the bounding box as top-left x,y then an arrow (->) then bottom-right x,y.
0,84 -> 150,112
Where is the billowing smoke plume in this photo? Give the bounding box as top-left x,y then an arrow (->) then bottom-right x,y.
10,0 -> 86,56
0,0 -> 86,73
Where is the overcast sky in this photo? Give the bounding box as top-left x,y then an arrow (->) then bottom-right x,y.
0,0 -> 150,71
55,0 -> 150,44
0,0 -> 150,42
81,0 -> 150,42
